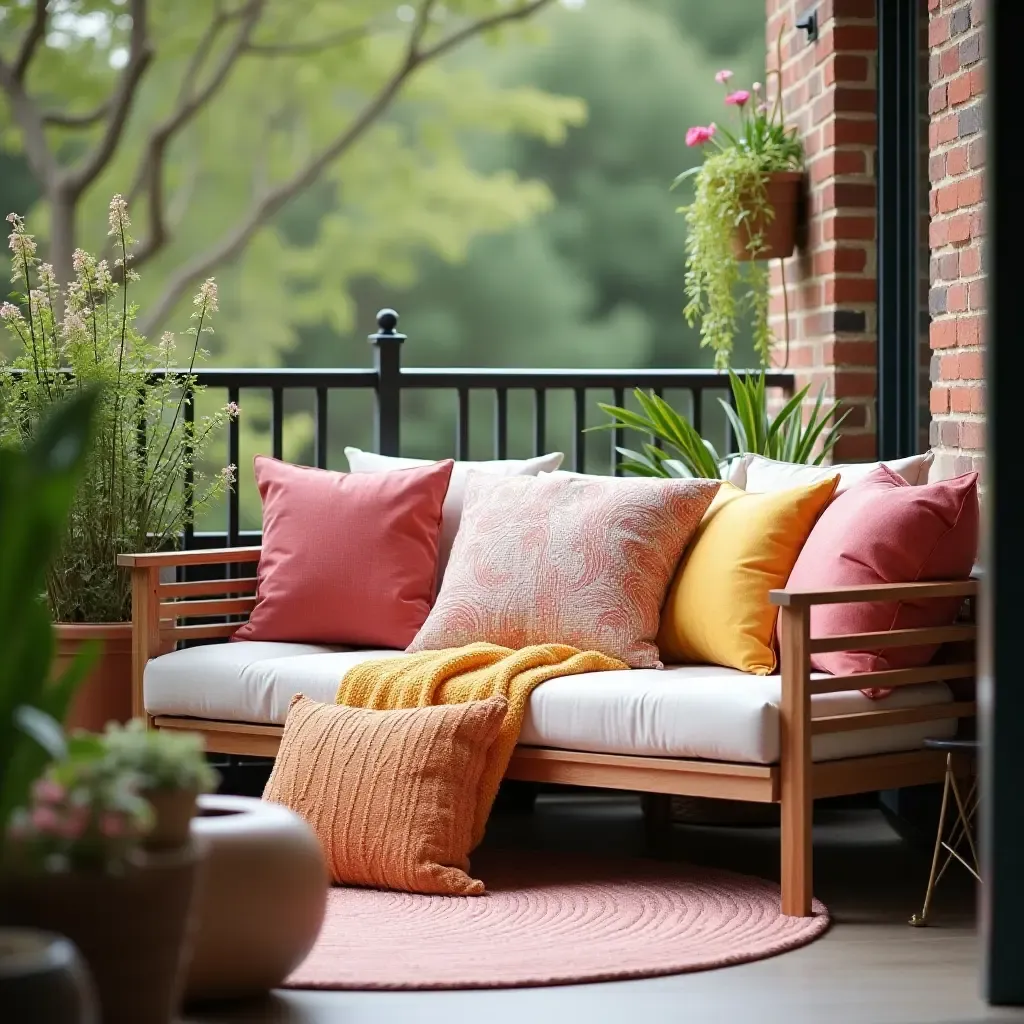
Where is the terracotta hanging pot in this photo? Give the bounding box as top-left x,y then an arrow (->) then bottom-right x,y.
732,169 -> 803,261
0,847 -> 200,1024
53,623 -> 134,733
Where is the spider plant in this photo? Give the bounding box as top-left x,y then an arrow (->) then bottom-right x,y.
592,370 -> 849,479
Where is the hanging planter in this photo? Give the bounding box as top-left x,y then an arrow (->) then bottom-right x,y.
673,29 -> 805,369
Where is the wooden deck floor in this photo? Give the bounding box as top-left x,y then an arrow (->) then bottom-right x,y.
186,792 -> 1024,1024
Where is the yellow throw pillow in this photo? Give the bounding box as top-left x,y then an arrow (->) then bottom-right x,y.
657,477 -> 838,674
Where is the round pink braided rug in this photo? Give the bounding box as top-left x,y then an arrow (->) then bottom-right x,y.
285,850 -> 829,990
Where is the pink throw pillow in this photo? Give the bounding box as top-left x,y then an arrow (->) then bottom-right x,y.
234,456 -> 453,647
407,472 -> 721,668
784,466 -> 979,687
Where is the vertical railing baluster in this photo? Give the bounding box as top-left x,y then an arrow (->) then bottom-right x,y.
227,385 -> 240,547
369,308 -> 405,456
315,387 -> 328,469
573,388 -> 587,473
693,387 -> 703,437
183,387 -> 194,550
612,387 -> 625,477
271,387 -> 283,460
533,388 -> 546,456
456,388 -> 470,460
494,388 -> 508,460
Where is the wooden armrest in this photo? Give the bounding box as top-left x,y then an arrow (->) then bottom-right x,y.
117,546 -> 262,568
770,579 -> 978,609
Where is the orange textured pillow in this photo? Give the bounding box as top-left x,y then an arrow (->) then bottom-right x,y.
263,694 -> 507,895
234,456 -> 453,647
407,472 -> 721,667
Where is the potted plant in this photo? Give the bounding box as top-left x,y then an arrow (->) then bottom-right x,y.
1,198 -> 239,731
100,720 -> 217,850
595,370 -> 848,479
675,30 -> 804,369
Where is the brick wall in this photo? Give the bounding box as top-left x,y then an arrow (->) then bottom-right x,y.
926,0 -> 985,482
766,0 -> 879,461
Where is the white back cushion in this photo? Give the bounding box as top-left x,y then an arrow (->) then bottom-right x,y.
728,452 -> 933,494
344,449 -> 564,583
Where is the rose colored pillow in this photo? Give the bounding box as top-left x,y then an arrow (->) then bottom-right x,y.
264,694 -> 507,895
234,456 -> 453,647
407,472 -> 721,668
784,465 -> 979,684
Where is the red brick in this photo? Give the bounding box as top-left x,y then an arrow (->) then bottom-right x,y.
948,71 -> 973,106
938,252 -> 959,280
929,385 -> 950,413
936,183 -> 959,213
825,118 -> 877,147
929,219 -> 949,247
826,340 -> 877,366
813,247 -> 869,275
929,14 -> 950,46
833,371 -> 877,399
929,84 -> 948,113
939,43 -> 961,76
945,144 -> 969,176
970,64 -> 985,96
940,353 -> 960,380
959,352 -> 984,379
950,387 -> 973,413
969,278 -> 986,309
826,278 -> 877,303
972,386 -> 986,414
935,113 -> 959,144
930,320 -> 957,349
825,54 -> 870,86
955,315 -> 981,347
959,245 -> 982,276
830,0 -> 876,16
970,210 -> 985,238
834,434 -> 879,461
947,214 -> 972,244
957,174 -> 983,207
809,150 -> 866,182
961,422 -> 985,450
929,153 -> 946,181
939,421 -> 960,447
946,283 -> 968,311
831,25 -> 879,51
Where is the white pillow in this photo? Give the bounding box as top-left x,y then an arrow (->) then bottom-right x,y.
344,449 -> 564,583
728,451 -> 934,494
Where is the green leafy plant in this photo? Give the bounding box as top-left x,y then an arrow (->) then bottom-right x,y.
674,31 -> 803,369
594,370 -> 849,479
100,719 -> 217,794
0,390 -> 101,841
0,198 -> 239,623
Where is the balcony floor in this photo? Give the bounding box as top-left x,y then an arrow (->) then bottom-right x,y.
186,792 -> 1024,1024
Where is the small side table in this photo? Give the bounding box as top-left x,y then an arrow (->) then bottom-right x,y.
909,737 -> 980,927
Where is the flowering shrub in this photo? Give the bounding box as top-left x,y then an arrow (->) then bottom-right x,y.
0,198 -> 238,621
673,37 -> 804,368
5,753 -> 153,874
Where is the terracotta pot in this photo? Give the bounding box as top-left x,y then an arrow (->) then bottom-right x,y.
0,928 -> 98,1024
0,847 -> 200,1024
53,622 -> 133,733
185,795 -> 327,1003
731,169 -> 803,261
144,787 -> 199,851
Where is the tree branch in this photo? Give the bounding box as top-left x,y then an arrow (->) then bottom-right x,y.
43,101 -> 111,128
13,0 -> 48,83
0,60 -> 57,186
244,26 -> 368,56
137,0 -> 556,334
62,0 -> 154,197
124,0 -> 266,275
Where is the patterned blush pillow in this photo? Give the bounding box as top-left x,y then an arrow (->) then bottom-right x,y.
407,472 -> 721,668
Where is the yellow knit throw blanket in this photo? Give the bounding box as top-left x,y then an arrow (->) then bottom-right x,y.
336,642 -> 625,846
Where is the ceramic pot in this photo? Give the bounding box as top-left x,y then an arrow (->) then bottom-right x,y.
53,622 -> 134,733
0,846 -> 200,1024
143,787 -> 199,851
731,170 -> 803,261
0,928 -> 98,1024
185,794 -> 327,1003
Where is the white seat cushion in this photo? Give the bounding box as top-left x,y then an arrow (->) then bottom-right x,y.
144,642 -> 956,765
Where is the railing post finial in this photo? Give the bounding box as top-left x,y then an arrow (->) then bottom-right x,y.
368,307 -> 405,456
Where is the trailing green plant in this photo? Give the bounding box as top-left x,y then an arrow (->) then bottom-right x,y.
100,719 -> 217,794
593,370 -> 849,479
674,30 -> 803,369
0,198 -> 239,622
0,390 -> 101,841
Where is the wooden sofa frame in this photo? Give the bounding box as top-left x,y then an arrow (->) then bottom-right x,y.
118,547 -> 978,917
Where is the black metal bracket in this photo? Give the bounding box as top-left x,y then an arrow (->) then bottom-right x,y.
796,7 -> 818,43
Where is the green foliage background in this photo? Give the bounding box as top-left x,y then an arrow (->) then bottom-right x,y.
2,0 -> 766,531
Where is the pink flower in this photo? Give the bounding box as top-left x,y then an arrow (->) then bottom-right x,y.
30,806 -> 61,834
100,812 -> 125,838
725,90 -> 751,107
715,69 -> 733,84
685,124 -> 716,147
757,102 -> 769,115
224,402 -> 240,418
32,778 -> 66,804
